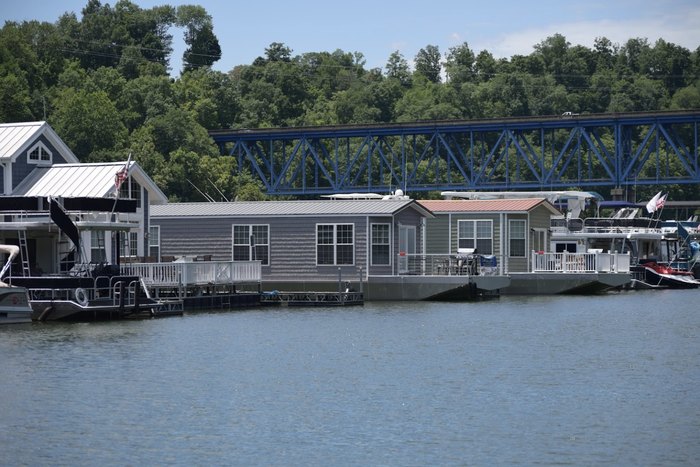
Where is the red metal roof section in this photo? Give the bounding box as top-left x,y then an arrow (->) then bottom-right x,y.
418,198 -> 551,213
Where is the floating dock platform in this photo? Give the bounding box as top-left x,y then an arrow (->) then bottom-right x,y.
260,290 -> 364,307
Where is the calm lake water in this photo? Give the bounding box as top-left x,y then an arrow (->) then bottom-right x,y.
2,290 -> 700,466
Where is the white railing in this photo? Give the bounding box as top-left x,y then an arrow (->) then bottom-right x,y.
122,261 -> 261,286
395,252 -> 630,276
530,251 -> 630,273
397,254 -> 502,276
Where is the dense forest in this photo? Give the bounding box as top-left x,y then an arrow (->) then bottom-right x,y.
1,0 -> 699,202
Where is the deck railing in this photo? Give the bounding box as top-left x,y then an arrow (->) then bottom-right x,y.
395,251 -> 631,276
396,254 -> 503,276
530,251 -> 630,273
122,261 -> 261,286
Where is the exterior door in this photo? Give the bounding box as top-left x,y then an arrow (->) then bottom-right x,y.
398,225 -> 416,274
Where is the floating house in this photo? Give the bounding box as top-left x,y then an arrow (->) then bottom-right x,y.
0,121 -> 168,272
418,198 -> 631,294
0,122 -> 182,319
149,198 -> 510,300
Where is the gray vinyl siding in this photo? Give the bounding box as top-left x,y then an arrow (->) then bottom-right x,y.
155,217 -> 233,261
11,134 -> 74,190
528,206 -> 553,231
151,205 -> 429,280
12,152 -> 36,190
424,206 -> 557,273
267,215 -> 368,280
152,214 -> 408,281
424,215 -> 450,254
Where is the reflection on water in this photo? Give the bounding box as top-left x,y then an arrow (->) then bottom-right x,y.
2,291 -> 700,466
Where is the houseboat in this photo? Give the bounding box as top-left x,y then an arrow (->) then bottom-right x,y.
0,121 -> 185,320
148,196 -> 511,301
424,192 -> 633,294
549,207 -> 699,289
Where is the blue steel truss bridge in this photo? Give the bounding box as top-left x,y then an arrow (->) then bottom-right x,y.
210,110 -> 700,196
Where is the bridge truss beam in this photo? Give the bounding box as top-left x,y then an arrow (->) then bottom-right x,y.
210,111 -> 700,196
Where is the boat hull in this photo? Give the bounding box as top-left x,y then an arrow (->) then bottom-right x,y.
0,286 -> 33,324
11,275 -> 181,321
629,264 -> 700,289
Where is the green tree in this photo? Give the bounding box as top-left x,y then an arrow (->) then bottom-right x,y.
414,45 -> 442,83
670,82 -> 700,109
394,77 -> 460,121
385,50 -> 411,87
50,87 -> 128,160
177,5 -> 221,72
533,33 -> 569,77
647,39 -> 692,94
474,50 -> 497,82
444,42 -> 476,85
0,74 -> 33,121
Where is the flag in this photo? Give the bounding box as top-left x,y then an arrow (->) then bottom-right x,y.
645,191 -> 662,213
115,154 -> 131,192
656,193 -> 667,211
677,222 -> 690,242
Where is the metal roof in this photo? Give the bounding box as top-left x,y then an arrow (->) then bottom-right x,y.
13,162 -> 126,197
419,198 -> 561,214
151,199 -> 433,218
0,121 -> 79,162
0,122 -> 43,161
11,161 -> 168,204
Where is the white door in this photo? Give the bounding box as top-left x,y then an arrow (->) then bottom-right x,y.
398,225 -> 416,274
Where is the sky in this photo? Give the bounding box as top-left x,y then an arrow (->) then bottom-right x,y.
2,0 -> 700,77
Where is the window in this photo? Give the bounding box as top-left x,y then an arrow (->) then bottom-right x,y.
457,220 -> 493,254
129,231 -> 139,257
371,223 -> 391,266
148,226 -> 160,259
232,225 -> 269,265
91,231 -> 106,263
509,220 -> 526,257
27,142 -> 52,164
317,224 -> 354,265
119,178 -> 142,208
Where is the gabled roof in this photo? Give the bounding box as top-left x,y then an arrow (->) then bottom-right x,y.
0,121 -> 79,163
151,199 -> 433,218
11,161 -> 168,204
418,198 -> 561,215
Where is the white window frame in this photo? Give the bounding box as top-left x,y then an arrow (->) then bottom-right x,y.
148,226 -> 160,259
129,231 -> 139,257
119,178 -> 142,208
371,223 -> 391,266
27,142 -> 52,165
316,223 -> 355,266
232,224 -> 269,265
509,219 -> 527,257
90,231 -> 106,263
457,219 -> 493,254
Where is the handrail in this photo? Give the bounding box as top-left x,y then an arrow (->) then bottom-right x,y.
530,251 -> 630,273
395,253 -> 503,276
395,251 -> 631,276
122,261 -> 262,286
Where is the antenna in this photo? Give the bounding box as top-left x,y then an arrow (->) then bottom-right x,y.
187,180 -> 215,202
206,177 -> 229,202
